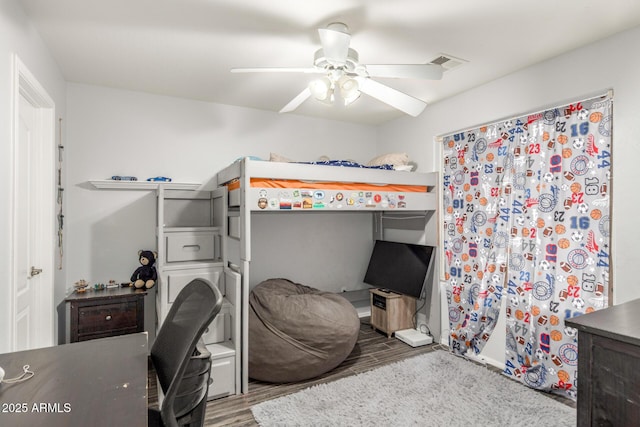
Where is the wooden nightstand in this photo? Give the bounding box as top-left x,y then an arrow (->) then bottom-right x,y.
369,288 -> 416,338
66,287 -> 146,343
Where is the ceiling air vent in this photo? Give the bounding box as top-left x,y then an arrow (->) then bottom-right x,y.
429,54 -> 467,72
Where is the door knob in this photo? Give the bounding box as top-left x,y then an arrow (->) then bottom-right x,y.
30,266 -> 43,277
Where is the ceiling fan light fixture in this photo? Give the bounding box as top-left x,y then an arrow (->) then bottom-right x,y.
339,76 -> 360,106
309,77 -> 331,101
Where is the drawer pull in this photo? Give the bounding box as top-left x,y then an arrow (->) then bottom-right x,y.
105,315 -> 112,321
182,244 -> 201,252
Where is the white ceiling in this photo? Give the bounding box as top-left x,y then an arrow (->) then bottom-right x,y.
18,0 -> 640,125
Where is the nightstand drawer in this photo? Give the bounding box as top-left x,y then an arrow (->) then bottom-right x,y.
77,301 -> 140,335
66,288 -> 146,343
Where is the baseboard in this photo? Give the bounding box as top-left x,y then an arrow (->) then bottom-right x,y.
465,351 -> 505,370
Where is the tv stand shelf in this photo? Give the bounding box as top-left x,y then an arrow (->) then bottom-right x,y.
369,288 -> 416,338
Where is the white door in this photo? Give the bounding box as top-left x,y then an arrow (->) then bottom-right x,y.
12,57 -> 55,351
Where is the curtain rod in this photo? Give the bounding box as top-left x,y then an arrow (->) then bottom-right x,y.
436,88 -> 613,142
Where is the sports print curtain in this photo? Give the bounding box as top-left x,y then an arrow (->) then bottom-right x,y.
441,93 -> 612,399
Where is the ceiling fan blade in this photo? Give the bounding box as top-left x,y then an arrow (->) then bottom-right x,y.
355,77 -> 426,117
279,87 -> 312,113
363,64 -> 444,80
231,67 -> 322,74
318,23 -> 351,66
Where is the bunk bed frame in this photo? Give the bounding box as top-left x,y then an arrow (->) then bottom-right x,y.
216,157 -> 438,393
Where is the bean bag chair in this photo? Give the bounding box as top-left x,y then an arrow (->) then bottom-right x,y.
249,278 -> 360,383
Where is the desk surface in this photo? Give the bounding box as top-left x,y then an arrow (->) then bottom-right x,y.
0,332 -> 148,427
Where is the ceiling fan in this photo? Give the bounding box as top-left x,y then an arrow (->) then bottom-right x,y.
231,22 -> 443,117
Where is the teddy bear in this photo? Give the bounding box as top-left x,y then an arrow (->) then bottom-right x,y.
130,250 -> 158,289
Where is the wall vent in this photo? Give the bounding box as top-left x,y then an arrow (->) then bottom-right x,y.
429,54 -> 467,72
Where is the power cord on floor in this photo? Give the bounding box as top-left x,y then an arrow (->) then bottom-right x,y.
412,281 -> 433,340
418,323 -> 431,335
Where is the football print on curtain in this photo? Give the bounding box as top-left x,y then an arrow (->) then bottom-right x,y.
442,94 -> 611,400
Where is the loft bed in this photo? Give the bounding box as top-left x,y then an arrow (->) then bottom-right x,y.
218,157 -> 437,211
217,157 -> 438,267
216,157 -> 438,393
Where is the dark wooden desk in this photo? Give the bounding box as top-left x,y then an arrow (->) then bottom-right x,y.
566,298 -> 640,426
0,332 -> 148,427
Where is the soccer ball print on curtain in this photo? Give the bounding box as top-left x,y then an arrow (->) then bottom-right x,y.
442,94 -> 611,399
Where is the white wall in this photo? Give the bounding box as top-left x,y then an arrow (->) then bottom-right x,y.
65,84 -> 378,295
0,0 -> 67,353
378,26 -> 640,366
250,213 -> 374,292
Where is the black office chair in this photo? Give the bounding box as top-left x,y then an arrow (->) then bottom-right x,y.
149,278 -> 224,427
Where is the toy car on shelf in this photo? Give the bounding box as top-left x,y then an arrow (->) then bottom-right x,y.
111,175 -> 138,181
146,176 -> 172,182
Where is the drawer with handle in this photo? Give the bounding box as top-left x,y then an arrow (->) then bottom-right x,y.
165,231 -> 218,262
76,301 -> 140,336
67,288 -> 146,343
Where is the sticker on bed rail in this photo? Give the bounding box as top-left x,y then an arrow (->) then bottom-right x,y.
252,189 -> 414,210
276,192 -> 292,209
279,199 -> 292,209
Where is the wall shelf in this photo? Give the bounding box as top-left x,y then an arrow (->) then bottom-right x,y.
89,180 -> 201,190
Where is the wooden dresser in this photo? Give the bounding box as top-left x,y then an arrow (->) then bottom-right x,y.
566,298 -> 640,426
66,287 -> 146,343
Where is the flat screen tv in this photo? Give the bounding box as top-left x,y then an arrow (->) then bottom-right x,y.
363,240 -> 435,299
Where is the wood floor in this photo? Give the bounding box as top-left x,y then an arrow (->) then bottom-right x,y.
149,317 -> 575,426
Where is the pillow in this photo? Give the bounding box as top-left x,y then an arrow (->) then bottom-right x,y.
367,152 -> 409,167
269,152 -> 294,163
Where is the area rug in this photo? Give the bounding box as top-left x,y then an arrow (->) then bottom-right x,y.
251,350 -> 575,427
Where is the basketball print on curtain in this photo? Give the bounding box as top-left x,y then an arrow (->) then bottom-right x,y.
442,94 -> 612,400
